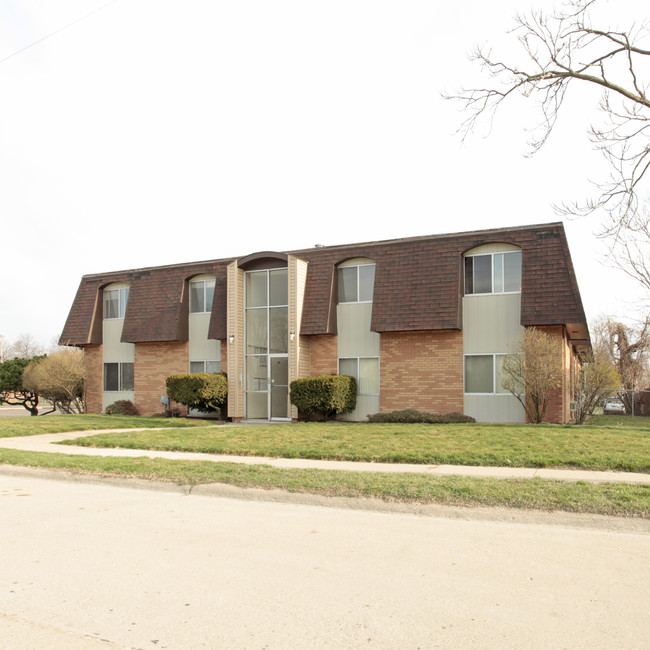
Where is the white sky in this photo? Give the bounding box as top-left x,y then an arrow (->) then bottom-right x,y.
0,0 -> 646,350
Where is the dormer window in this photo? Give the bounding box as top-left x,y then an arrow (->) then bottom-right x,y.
464,250 -> 521,295
104,285 -> 129,319
190,276 -> 216,313
338,259 -> 376,304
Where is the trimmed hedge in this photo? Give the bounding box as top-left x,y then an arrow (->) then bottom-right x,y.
105,400 -> 139,416
166,373 -> 228,413
367,409 -> 476,424
290,375 -> 357,418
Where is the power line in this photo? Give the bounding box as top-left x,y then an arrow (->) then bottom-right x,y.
0,0 -> 121,66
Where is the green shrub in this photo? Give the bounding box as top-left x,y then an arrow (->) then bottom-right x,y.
166,373 -> 227,413
290,375 -> 357,418
367,409 -> 476,424
105,400 -> 139,416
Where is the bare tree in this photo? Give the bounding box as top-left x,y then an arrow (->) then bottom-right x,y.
571,349 -> 620,424
501,328 -> 564,423
592,315 -> 650,412
447,0 -> 650,286
3,333 -> 45,361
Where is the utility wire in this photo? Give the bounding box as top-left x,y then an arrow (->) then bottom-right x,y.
0,0 -> 121,66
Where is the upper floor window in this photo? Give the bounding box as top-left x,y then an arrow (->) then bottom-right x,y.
104,286 -> 129,319
464,250 -> 521,295
190,276 -> 216,313
338,259 -> 376,304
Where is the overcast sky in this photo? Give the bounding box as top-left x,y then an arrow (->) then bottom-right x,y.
0,0 -> 645,351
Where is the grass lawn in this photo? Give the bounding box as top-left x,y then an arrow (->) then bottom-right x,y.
0,414 -> 206,438
60,414 -> 650,473
0,447 -> 647,518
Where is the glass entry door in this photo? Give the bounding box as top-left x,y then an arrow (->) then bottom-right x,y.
245,268 -> 289,420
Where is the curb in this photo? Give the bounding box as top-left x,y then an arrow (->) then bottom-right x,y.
2,464 -> 648,534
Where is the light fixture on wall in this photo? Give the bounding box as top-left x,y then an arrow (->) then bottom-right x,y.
290,332 -> 295,341
228,334 -> 235,344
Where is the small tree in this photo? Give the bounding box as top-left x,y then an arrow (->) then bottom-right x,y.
0,357 -> 44,416
571,350 -> 621,424
501,328 -> 564,423
22,348 -> 86,414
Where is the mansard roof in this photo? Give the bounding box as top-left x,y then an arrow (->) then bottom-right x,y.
59,222 -> 589,346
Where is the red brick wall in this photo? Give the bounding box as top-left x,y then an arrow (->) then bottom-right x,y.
83,345 -> 103,414
134,342 -> 189,416
309,334 -> 338,375
380,331 -> 464,414
536,325 -> 571,423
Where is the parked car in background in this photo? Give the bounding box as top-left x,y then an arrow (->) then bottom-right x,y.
603,398 -> 625,415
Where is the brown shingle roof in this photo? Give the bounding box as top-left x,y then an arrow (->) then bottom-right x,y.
59,222 -> 588,346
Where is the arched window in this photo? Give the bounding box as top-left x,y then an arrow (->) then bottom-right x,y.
464,246 -> 521,295
103,283 -> 129,319
337,258 -> 376,304
190,275 -> 216,313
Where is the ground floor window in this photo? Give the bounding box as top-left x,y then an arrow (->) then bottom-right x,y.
103,362 -> 134,392
464,354 -> 509,394
338,357 -> 380,395
189,360 -> 220,373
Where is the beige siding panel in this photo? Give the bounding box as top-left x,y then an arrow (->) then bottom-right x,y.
462,294 -> 523,354
337,303 -> 380,358
102,391 -> 135,412
288,256 -> 309,420
339,395 -> 380,422
226,261 -> 245,419
189,313 -> 220,364
102,320 -> 135,362
464,394 -> 525,423
466,243 -> 520,255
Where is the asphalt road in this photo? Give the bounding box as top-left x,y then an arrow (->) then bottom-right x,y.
1,474 -> 648,649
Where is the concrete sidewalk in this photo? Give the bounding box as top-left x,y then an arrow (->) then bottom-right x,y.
1,428 -> 648,484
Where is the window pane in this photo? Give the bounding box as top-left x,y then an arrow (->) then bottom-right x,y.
338,267 -> 357,303
190,361 -> 205,373
339,358 -> 358,381
119,288 -> 129,318
504,251 -> 522,292
269,269 -> 288,306
464,257 -> 474,295
271,386 -> 288,419
190,282 -> 204,313
206,361 -> 220,374
271,357 -> 288,386
465,355 -> 493,393
493,254 -> 504,293
104,290 -> 119,319
359,358 -> 379,395
246,309 -> 268,354
473,255 -> 492,294
246,356 -> 268,392
205,279 -> 215,312
104,363 -> 119,391
358,265 -> 376,302
246,272 -> 267,308
269,307 -> 288,354
120,363 -> 134,391
246,391 -> 267,419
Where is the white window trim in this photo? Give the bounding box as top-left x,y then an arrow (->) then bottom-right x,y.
103,362 -> 134,392
104,287 -> 130,320
463,353 -> 512,396
338,263 -> 376,304
189,360 -> 221,374
190,278 -> 216,314
464,251 -> 521,297
338,356 -> 380,396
